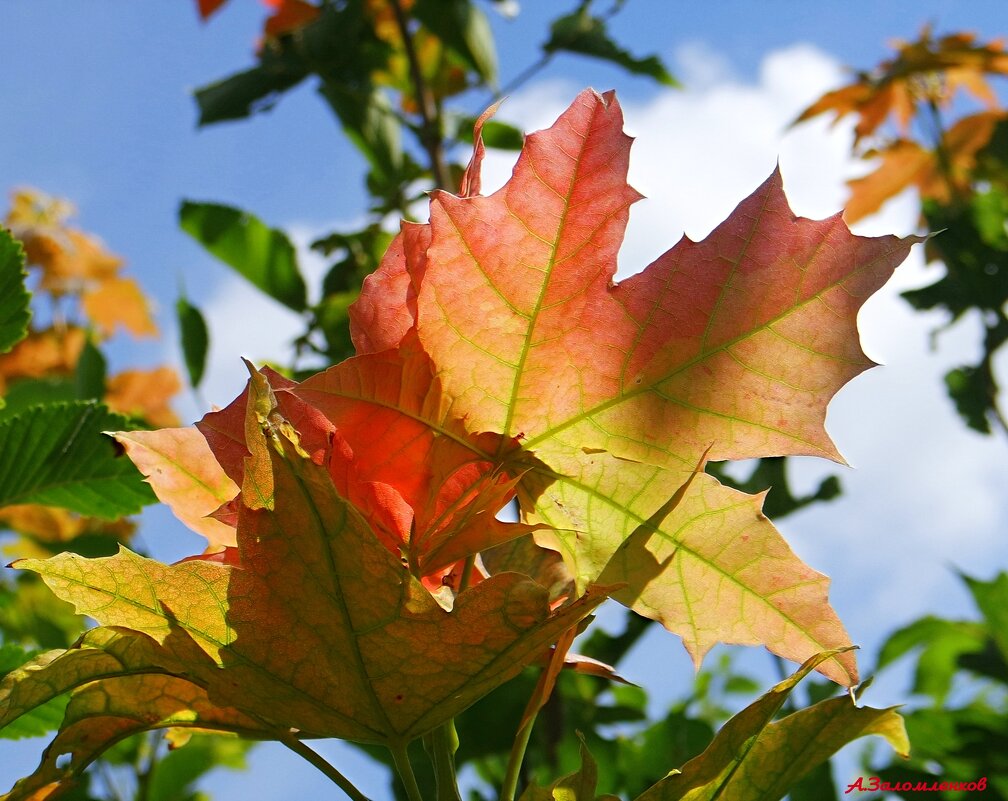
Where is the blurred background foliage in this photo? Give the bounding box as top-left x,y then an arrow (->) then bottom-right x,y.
1,2 -> 1006,798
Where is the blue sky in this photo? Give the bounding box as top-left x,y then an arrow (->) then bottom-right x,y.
2,2 -> 1007,799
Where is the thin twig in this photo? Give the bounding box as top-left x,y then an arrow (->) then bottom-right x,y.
387,0 -> 451,190
278,733 -> 373,801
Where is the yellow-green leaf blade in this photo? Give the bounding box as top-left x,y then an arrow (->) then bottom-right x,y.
529,454 -> 858,685
634,652 -> 907,801
2,674 -> 268,801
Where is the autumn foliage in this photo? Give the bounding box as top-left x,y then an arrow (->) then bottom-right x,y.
1,90 -> 917,800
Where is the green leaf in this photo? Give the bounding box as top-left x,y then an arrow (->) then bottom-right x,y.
319,84 -> 403,185
414,0 -> 498,84
0,644 -> 69,741
0,378 -> 77,422
519,735 -> 619,800
74,339 -> 107,401
176,295 -> 210,389
455,115 -> 525,151
633,650 -> 908,801
179,201 -> 307,312
544,11 -> 677,87
148,734 -> 251,801
0,401 -> 156,519
707,457 -> 841,520
194,63 -> 309,126
876,615 -> 987,703
963,571 -> 1008,663
0,228 -> 31,354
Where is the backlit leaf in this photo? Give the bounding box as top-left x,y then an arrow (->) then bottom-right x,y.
348,90 -> 917,683
519,735 -> 619,800
16,379 -> 607,748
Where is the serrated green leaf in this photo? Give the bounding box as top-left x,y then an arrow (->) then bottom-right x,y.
179,202 -> 307,312
544,11 -> 677,87
0,402 -> 156,519
176,295 -> 210,389
633,651 -> 907,801
0,228 -> 31,355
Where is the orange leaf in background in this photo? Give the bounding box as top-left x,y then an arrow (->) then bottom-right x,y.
81,277 -> 158,338
0,327 -> 86,391
845,141 -> 937,223
262,0 -> 320,38
0,505 -> 134,559
105,367 -> 181,428
844,111 -> 1007,222
796,26 -> 1008,145
196,0 -> 229,20
39,230 -> 122,294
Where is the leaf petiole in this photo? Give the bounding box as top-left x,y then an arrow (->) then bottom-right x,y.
390,742 -> 425,801
278,732 -> 373,801
499,715 -> 535,801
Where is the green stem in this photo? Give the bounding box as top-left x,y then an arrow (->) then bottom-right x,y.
499,715 -> 536,801
424,721 -> 463,801
391,742 -> 425,801
279,733 -> 373,801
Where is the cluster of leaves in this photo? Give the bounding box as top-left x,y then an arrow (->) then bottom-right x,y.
797,27 -> 1008,434
186,0 -> 676,366
867,571 -> 1008,799
0,195 -> 252,801
3,89 -> 915,800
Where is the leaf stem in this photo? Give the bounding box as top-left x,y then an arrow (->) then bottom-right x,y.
424,721 -> 463,801
279,733 -> 373,801
390,742 -> 425,801
499,715 -> 535,801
